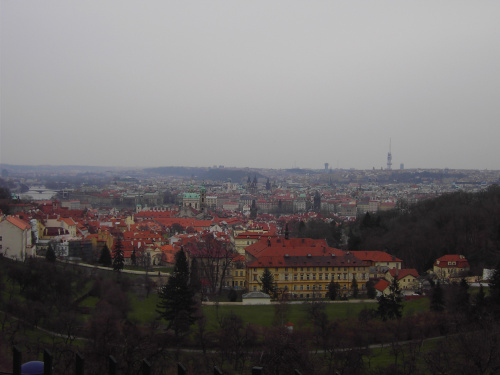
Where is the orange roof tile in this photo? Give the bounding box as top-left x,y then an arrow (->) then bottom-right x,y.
5,216 -> 31,231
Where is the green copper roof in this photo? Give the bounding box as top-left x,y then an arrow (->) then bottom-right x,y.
183,192 -> 200,199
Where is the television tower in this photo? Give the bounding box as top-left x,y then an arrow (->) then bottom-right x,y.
387,139 -> 392,170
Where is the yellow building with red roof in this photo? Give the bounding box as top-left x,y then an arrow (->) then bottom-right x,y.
433,254 -> 470,280
247,251 -> 369,299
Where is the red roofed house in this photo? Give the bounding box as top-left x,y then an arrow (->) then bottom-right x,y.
374,279 -> 391,296
350,251 -> 403,278
433,255 -> 470,280
385,268 -> 420,292
0,216 -> 33,261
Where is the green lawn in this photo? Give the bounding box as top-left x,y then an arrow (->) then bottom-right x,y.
127,296 -> 430,329
201,301 -> 377,330
79,296 -> 100,308
128,292 -> 161,323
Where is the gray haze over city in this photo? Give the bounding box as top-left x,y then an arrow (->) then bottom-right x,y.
1,1 -> 500,171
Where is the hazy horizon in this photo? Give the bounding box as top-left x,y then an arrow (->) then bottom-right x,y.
2,2 -> 500,170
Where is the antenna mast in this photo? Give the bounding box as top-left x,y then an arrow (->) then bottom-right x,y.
387,139 -> 392,170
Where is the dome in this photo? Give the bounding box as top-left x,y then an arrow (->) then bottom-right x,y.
21,361 -> 44,375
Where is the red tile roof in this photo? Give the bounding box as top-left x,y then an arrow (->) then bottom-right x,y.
375,279 -> 390,292
434,254 -> 470,269
5,216 -> 31,231
388,268 -> 419,280
247,252 -> 368,269
246,237 -> 342,259
350,251 -> 402,263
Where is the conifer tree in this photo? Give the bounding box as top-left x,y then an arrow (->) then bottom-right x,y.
260,267 -> 275,296
45,243 -> 56,263
489,261 -> 500,306
156,247 -> 197,336
473,284 -> 487,319
327,280 -> 340,300
190,257 -> 202,296
98,245 -> 112,267
351,275 -> 359,298
430,280 -> 445,312
131,248 -> 137,267
377,276 -> 404,320
366,280 -> 376,299
112,237 -> 125,272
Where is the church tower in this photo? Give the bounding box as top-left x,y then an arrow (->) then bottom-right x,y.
200,184 -> 206,212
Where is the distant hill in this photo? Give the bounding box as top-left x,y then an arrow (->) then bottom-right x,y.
144,166 -> 266,182
144,166 -> 208,178
203,169 -> 265,182
348,185 -> 500,274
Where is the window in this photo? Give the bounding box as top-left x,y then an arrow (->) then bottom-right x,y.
300,274 -> 304,280
253,286 -> 257,291
319,285 -> 322,290
306,274 -> 310,280
285,267 -> 288,272
325,274 -> 329,280
253,275 -> 257,281
307,285 -> 310,290
319,274 -> 323,280
275,268 -> 278,272
337,274 -> 341,280
293,285 -> 297,291
312,274 -> 316,280
343,274 -> 347,279
285,274 -> 288,281
300,285 -> 303,290
307,267 -> 310,271
313,267 -> 316,271
240,281 -> 243,286
294,274 -> 298,281
240,271 -> 244,276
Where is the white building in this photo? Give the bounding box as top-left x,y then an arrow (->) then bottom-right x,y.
0,216 -> 33,261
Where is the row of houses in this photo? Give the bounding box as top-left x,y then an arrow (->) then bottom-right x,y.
0,207 -> 472,300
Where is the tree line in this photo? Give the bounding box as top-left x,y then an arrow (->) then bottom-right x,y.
347,185 -> 500,273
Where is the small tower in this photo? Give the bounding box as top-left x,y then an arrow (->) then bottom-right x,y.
387,139 -> 392,170
265,178 -> 271,191
200,184 -> 206,212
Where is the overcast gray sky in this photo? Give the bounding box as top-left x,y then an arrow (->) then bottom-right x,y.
1,1 -> 500,170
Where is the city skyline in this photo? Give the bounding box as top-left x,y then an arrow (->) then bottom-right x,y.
2,1 -> 500,171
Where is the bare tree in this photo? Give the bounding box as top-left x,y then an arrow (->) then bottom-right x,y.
185,232 -> 237,295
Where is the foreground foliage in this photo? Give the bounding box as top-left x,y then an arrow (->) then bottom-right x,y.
3,257 -> 500,374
